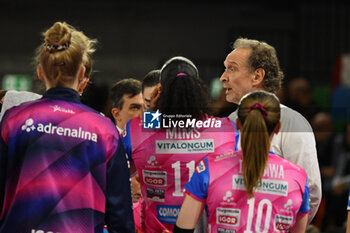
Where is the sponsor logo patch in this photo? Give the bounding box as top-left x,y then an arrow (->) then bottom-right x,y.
157,205 -> 181,224
232,174 -> 288,196
146,187 -> 165,202
156,139 -> 214,154
216,207 -> 240,227
274,214 -> 293,231
196,160 -> 207,173
142,170 -> 167,187
218,228 -> 236,233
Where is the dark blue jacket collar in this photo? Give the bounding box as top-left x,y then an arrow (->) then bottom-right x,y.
42,87 -> 81,104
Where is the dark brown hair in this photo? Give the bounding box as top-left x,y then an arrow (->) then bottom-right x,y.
109,78 -> 142,109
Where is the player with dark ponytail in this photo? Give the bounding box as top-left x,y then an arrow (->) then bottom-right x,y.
122,56 -> 238,233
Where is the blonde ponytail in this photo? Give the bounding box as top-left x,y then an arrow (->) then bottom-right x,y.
238,90 -> 280,197
241,109 -> 270,197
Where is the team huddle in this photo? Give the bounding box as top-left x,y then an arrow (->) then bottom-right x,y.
0,21 -> 321,233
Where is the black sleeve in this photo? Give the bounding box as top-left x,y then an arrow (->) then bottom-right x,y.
173,224 -> 195,233
105,136 -> 135,233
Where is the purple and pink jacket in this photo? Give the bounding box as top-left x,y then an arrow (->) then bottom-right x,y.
0,87 -> 134,233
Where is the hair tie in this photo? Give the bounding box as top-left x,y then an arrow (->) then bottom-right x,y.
44,43 -> 70,53
176,72 -> 187,77
248,103 -> 267,119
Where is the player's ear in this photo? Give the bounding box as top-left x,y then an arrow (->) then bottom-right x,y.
78,77 -> 89,95
111,107 -> 120,123
252,68 -> 265,88
36,66 -> 45,81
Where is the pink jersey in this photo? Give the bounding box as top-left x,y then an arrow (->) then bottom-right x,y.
133,198 -> 142,231
186,151 -> 310,233
122,116 -> 238,233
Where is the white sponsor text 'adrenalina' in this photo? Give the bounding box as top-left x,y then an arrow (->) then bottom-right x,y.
37,123 -> 98,142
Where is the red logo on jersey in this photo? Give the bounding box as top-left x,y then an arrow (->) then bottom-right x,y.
145,177 -> 165,186
275,222 -> 291,231
218,215 -> 238,225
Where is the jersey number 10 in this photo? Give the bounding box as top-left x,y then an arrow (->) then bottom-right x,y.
244,198 -> 272,233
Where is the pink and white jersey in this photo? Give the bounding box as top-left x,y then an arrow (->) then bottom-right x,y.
122,116 -> 238,233
186,151 -> 310,233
